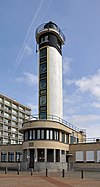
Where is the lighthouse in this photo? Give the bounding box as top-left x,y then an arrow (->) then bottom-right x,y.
19,21 -> 86,171
36,21 -> 65,120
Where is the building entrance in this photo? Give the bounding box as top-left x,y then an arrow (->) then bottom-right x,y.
29,149 -> 34,168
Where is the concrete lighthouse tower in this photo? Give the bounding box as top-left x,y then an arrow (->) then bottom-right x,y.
19,21 -> 86,171
36,21 -> 65,119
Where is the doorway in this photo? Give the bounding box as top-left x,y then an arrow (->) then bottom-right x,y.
29,149 -> 34,168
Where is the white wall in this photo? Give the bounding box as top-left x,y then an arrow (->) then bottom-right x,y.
47,46 -> 63,119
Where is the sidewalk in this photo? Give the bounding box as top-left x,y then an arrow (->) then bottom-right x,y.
0,171 -> 100,187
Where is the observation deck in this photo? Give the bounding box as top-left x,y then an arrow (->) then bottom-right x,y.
23,114 -> 86,136
35,21 -> 66,44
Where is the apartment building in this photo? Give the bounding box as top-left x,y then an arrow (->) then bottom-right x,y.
0,93 -> 31,144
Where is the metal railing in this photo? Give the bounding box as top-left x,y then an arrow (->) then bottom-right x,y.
23,114 -> 86,135
35,23 -> 66,43
79,137 -> 100,143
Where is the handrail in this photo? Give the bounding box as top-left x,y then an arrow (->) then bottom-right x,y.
23,114 -> 86,135
79,137 -> 100,143
35,23 -> 66,43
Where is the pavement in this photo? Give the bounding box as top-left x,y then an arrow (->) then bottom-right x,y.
0,171 -> 100,187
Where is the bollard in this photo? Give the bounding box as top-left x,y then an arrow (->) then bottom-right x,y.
5,167 -> 7,174
81,170 -> 83,179
31,168 -> 33,176
17,168 -> 19,175
46,168 -> 48,177
62,169 -> 65,178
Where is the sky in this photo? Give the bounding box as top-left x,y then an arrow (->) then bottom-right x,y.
0,0 -> 100,138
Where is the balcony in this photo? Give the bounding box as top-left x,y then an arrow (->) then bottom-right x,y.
23,114 -> 86,135
36,21 -> 66,44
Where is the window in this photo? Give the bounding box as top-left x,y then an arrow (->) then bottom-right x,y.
40,73 -> 47,79
4,132 -> 8,137
39,112 -> 46,119
12,109 -> 17,115
40,106 -> 47,111
40,79 -> 46,90
41,130 -> 44,139
12,122 -> 17,127
25,131 -> 28,141
12,115 -> 17,120
5,100 -> 10,106
1,152 -> 7,162
33,130 -> 35,140
66,134 -> 69,144
62,132 -> 65,143
70,135 -> 74,144
40,57 -> 47,63
12,103 -> 18,109
40,48 -> 47,58
54,131 -> 57,140
4,113 -> 10,118
37,130 -> 40,139
40,95 -> 46,106
76,151 -> 84,162
8,152 -> 14,162
40,90 -> 46,95
0,98 -> 3,102
11,128 -> 16,133
4,125 -> 8,131
46,130 -> 49,139
16,152 -> 22,162
12,134 -> 15,138
29,130 -> 32,140
56,131 -> 59,141
40,63 -> 47,74
38,149 -> 45,162
97,151 -> 100,162
40,35 -> 48,43
50,130 -> 53,140
19,106 -> 24,111
86,151 -> 94,162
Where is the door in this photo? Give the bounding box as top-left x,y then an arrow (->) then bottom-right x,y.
29,149 -> 34,168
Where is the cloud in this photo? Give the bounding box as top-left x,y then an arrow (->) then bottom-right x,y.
75,69 -> 100,100
91,102 -> 100,108
64,79 -> 75,86
15,72 -> 38,86
63,57 -> 73,74
86,124 -> 100,138
63,68 -> 100,137
27,103 -> 38,114
70,114 -> 100,124
68,114 -> 100,137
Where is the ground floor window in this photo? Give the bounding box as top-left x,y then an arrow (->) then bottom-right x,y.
1,152 -> 7,162
56,149 -> 60,162
97,150 -> 100,162
76,151 -> 84,162
8,152 -> 14,162
38,149 -> 45,162
86,151 -> 94,162
47,149 -> 54,162
16,152 -> 22,162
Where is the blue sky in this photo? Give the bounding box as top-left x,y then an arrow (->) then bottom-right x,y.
1,0 -> 100,138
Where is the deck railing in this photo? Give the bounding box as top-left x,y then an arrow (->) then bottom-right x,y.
23,114 -> 86,135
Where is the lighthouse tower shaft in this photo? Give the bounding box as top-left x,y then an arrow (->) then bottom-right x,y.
36,21 -> 65,119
